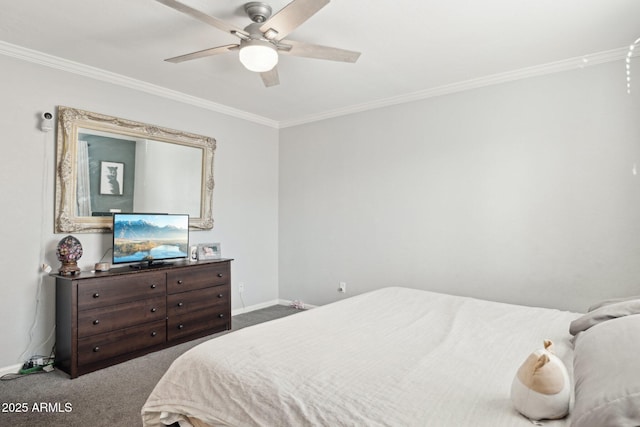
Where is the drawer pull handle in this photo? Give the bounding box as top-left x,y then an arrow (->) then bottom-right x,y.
93,293 -> 100,298
218,293 -> 224,298
93,346 -> 100,352
151,331 -> 157,337
93,320 -> 100,325
177,302 -> 184,307
150,284 -> 157,289
217,273 -> 223,278
218,314 -> 225,318
178,324 -> 184,329
150,307 -> 157,313
177,280 -> 183,285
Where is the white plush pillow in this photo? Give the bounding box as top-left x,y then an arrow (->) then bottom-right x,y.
511,340 -> 571,421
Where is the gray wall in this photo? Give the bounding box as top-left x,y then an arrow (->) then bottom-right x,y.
279,61 -> 640,312
0,54 -> 279,369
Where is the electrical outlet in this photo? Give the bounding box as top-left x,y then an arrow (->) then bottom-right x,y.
339,282 -> 346,293
239,282 -> 245,293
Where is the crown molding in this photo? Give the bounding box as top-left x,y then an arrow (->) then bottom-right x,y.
279,46 -> 637,128
0,41 -> 635,130
0,41 -> 279,129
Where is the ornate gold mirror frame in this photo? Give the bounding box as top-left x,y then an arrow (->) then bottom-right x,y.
55,106 -> 216,233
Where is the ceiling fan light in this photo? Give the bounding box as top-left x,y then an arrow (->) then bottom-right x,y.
239,41 -> 278,73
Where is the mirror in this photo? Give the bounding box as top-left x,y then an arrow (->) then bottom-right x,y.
55,106 -> 216,233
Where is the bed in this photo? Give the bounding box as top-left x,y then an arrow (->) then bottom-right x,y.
141,287 -> 640,427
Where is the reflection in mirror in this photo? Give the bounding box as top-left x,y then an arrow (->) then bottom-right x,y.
55,107 -> 216,233
76,129 -> 202,217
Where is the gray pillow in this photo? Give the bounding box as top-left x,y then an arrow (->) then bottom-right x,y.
571,314 -> 640,427
588,295 -> 640,312
569,299 -> 640,335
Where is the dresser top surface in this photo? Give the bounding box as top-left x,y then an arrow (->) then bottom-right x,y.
51,258 -> 233,281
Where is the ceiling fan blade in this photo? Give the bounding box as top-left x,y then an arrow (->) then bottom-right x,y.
155,0 -> 248,37
260,67 -> 280,87
279,39 -> 360,63
260,0 -> 329,41
165,44 -> 239,63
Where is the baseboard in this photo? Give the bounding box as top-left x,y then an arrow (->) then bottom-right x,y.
0,363 -> 22,377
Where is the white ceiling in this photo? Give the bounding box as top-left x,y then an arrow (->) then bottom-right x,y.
1,0 -> 639,127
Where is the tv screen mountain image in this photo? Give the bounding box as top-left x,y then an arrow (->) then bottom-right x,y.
112,213 -> 189,265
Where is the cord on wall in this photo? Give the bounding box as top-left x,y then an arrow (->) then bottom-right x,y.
239,289 -> 246,311
627,37 -> 640,94
20,124 -> 55,363
98,247 -> 113,262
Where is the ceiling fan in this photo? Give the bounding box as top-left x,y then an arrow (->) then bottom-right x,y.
155,0 -> 361,87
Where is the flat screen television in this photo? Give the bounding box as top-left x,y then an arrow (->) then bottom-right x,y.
112,213 -> 189,268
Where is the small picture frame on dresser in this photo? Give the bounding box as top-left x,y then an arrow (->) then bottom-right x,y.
198,243 -> 221,260
189,245 -> 198,262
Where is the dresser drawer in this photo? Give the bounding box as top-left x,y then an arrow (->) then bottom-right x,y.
78,296 -> 166,338
167,307 -> 229,341
78,272 -> 166,310
167,284 -> 229,316
77,320 -> 166,366
167,263 -> 229,294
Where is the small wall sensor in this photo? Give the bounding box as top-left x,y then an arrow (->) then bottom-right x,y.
40,112 -> 53,132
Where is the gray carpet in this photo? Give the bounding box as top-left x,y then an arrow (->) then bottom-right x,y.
0,305 -> 300,427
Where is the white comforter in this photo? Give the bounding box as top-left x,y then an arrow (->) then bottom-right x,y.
142,287 -> 580,427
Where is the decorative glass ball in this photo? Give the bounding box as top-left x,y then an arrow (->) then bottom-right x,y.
56,235 -> 83,275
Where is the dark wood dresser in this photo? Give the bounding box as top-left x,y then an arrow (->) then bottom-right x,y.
53,259 -> 232,378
